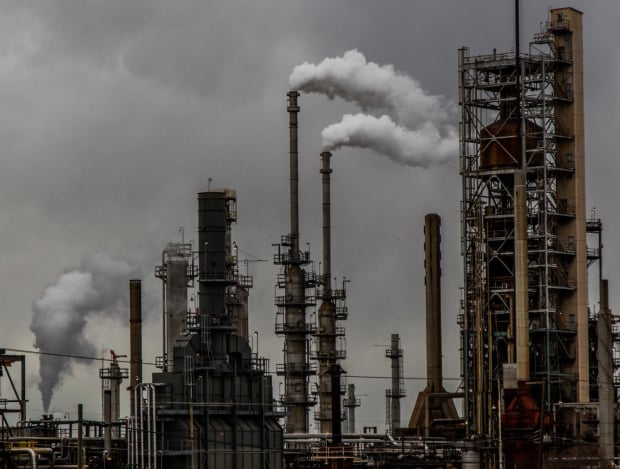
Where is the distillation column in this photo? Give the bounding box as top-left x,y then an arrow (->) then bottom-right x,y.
274,91 -> 317,433
315,151 -> 347,434
155,243 -> 193,372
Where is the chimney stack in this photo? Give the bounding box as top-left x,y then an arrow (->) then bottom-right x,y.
129,279 -> 142,417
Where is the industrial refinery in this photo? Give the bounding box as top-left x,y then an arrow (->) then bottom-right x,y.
1,5 -> 619,469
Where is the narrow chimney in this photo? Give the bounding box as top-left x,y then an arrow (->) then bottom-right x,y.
129,279 -> 142,417
321,151 -> 333,294
425,214 -> 443,390
288,91 -> 301,259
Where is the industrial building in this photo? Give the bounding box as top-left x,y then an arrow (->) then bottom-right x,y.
1,5 -> 620,469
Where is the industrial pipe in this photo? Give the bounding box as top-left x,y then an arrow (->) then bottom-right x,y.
514,171 -> 529,381
288,91 -> 301,259
320,151 -> 332,295
425,214 -> 443,391
129,279 -> 142,417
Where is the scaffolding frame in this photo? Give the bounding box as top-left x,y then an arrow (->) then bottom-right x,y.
459,16 -> 584,438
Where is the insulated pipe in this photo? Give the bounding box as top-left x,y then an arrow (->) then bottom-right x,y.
8,448 -> 38,469
77,404 -> 83,469
288,91 -> 301,259
129,280 -> 143,417
514,171 -> 529,381
425,214 -> 443,390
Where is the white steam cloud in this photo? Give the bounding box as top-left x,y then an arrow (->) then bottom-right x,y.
30,252 -> 139,412
322,114 -> 456,168
289,49 -> 457,166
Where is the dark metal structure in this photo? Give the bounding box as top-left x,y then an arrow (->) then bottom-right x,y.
458,6 -> 596,465
0,351 -> 26,434
314,151 -> 348,434
409,215 -> 458,435
274,91 -> 318,434
141,190 -> 282,469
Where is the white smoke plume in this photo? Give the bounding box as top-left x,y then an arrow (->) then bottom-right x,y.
289,49 -> 457,166
322,114 -> 457,168
30,252 -> 139,412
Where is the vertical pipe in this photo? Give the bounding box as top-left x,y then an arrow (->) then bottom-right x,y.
389,334 -> 402,433
20,357 -> 26,423
598,279 -> 613,465
104,390 -> 112,453
321,151 -> 332,294
77,404 -> 83,469
329,365 -> 344,445
347,384 -> 356,434
129,280 -> 143,417
288,91 -> 301,259
425,214 -> 443,391
318,151 -> 335,433
514,171 -> 529,381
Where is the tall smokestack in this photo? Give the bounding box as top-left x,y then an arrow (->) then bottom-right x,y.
278,91 -> 315,433
288,91 -> 301,259
317,151 -> 338,434
425,214 -> 443,390
408,214 -> 458,433
129,279 -> 142,417
321,151 -> 332,293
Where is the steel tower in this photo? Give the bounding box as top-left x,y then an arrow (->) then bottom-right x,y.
459,7 -> 587,438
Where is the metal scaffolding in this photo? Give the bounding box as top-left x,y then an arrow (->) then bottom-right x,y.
459,8 -> 588,439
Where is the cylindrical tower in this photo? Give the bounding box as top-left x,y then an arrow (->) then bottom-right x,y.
315,151 -> 347,434
425,214 -> 443,390
198,190 -> 237,359
275,91 -> 317,433
165,248 -> 189,371
343,384 -> 360,434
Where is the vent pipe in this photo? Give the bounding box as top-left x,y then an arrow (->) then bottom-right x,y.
321,151 -> 332,294
288,91 -> 301,259
129,279 -> 142,417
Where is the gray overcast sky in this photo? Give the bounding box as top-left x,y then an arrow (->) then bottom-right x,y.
0,1 -> 618,429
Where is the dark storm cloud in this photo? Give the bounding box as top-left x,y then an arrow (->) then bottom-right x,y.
0,0 -> 617,427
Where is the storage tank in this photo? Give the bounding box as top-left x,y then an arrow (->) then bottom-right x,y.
480,119 -> 542,169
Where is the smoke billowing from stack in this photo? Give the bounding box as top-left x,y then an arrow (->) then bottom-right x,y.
289,49 -> 457,166
30,252 -> 139,412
